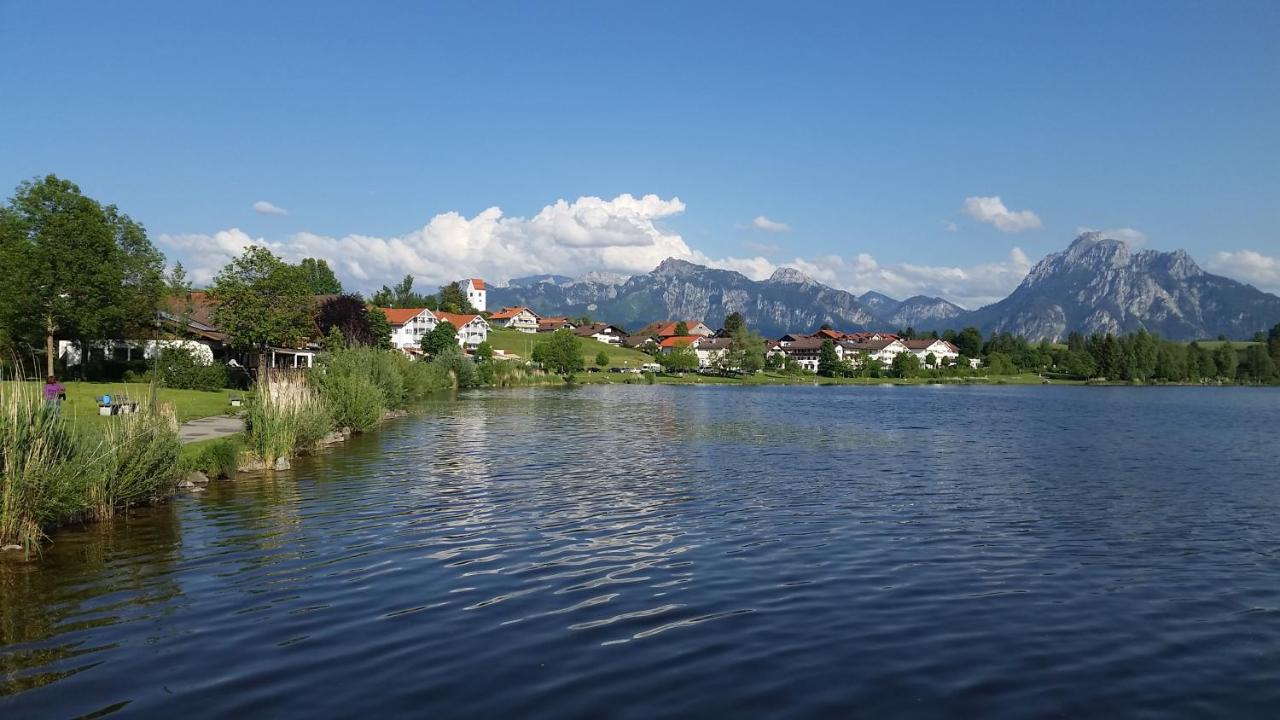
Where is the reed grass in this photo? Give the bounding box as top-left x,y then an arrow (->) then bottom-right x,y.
245,371 -> 331,465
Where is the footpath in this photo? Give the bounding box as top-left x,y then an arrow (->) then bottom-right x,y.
179,415 -> 245,444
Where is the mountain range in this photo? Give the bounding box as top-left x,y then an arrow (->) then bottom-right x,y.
488,233 -> 1280,341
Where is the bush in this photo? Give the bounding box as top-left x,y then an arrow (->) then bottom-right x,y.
150,346 -> 229,391
318,372 -> 382,431
181,436 -> 244,479
320,346 -> 405,408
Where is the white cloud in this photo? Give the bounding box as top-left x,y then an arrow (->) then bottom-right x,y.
945,222 -> 958,232
1076,226 -> 1147,247
786,247 -> 1033,309
963,196 -> 1043,233
159,194 -> 775,290
752,215 -> 790,233
253,200 -> 289,216
1208,250 -> 1280,294
159,193 -> 1039,308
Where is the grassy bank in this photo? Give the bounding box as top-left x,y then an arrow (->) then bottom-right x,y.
2,381 -> 237,427
487,329 -> 654,369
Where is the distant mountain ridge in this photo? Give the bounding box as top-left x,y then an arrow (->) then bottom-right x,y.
489,234 -> 1280,340
959,233 -> 1280,340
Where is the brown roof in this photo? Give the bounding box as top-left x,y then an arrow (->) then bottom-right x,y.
659,336 -> 698,348
840,338 -> 898,351
380,307 -> 429,325
470,278 -> 485,290
490,306 -> 537,320
434,311 -> 483,328
780,337 -> 827,351
574,322 -> 624,336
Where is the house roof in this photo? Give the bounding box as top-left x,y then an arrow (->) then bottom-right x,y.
812,328 -> 847,340
902,339 -> 959,352
659,335 -> 698,348
469,278 -> 485,290
696,338 -> 733,350
574,322 -> 624,336
840,338 -> 901,352
780,337 -> 827,351
380,307 -> 429,325
489,306 -> 537,320
435,311 -> 484,328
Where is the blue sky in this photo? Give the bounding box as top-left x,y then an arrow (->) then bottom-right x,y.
2,1 -> 1277,305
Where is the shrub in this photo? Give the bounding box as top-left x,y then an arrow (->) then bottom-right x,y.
150,346 -> 229,391
181,436 -> 244,479
321,346 -> 405,408
317,372 -> 382,431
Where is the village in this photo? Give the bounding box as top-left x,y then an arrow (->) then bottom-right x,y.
57,274 -> 973,378
350,278 -> 970,375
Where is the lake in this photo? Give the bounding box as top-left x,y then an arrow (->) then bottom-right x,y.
2,385 -> 1279,718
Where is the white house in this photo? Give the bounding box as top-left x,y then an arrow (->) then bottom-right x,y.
838,338 -> 909,367
434,311 -> 490,348
381,308 -> 490,350
692,337 -> 733,369
381,308 -> 438,349
901,339 -> 961,367
767,336 -> 841,372
489,306 -> 540,333
574,323 -> 627,345
459,278 -> 486,312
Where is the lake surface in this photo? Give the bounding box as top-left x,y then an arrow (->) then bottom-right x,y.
3,385 -> 1279,718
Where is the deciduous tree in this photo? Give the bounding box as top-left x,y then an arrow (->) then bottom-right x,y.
299,257 -> 343,294
210,246 -> 315,354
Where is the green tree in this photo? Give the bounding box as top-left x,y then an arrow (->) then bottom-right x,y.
660,344 -> 699,374
366,307 -> 393,350
674,321 -> 689,337
956,327 -> 983,358
0,174 -> 164,375
727,327 -> 766,374
817,339 -> 841,377
984,352 -> 1016,375
298,257 -> 343,294
437,282 -> 476,314
475,341 -> 495,362
210,246 -> 315,354
924,352 -> 937,369
371,274 -> 433,309
595,349 -> 610,368
1242,343 -> 1275,382
538,329 -> 585,381
323,325 -> 346,351
890,351 -> 921,378
723,312 -> 744,335
421,321 -> 458,357
1214,342 -> 1238,379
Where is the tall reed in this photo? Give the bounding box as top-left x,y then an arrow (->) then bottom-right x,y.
83,401 -> 181,518
0,381 -> 83,551
245,371 -> 331,465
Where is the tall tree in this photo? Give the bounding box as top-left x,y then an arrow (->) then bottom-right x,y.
1214,342 -> 1238,379
316,294 -> 376,346
366,307 -> 394,350
817,339 -> 841,377
956,327 -> 983,358
727,327 -> 766,374
674,321 -> 689,336
0,175 -> 164,375
537,329 -> 585,381
298,257 -> 343,294
722,311 -> 744,335
371,274 -> 433,309
437,282 -> 476,314
209,246 -> 315,354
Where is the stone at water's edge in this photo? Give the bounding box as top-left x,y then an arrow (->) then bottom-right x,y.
1,544 -> 22,552
187,471 -> 210,485
237,458 -> 268,472
274,457 -> 291,471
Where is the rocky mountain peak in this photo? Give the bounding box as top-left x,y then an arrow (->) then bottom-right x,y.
652,257 -> 704,277
768,267 -> 811,284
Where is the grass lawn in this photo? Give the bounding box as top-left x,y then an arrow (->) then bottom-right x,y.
7,381 -> 240,430
487,328 -> 655,369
